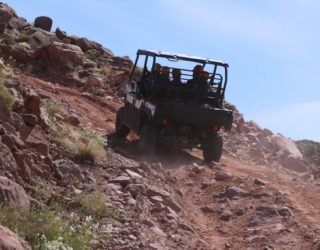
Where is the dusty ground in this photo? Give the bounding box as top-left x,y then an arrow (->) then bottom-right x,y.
21,74 -> 320,249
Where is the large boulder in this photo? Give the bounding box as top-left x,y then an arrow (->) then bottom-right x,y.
8,16 -> 29,30
0,225 -> 31,250
55,27 -> 67,40
0,176 -> 31,207
47,42 -> 84,70
0,3 -> 16,32
32,29 -> 60,46
271,134 -> 303,158
76,37 -> 102,52
270,134 -> 308,172
34,16 -> 52,32
24,89 -> 41,118
20,125 -> 49,157
0,139 -> 19,178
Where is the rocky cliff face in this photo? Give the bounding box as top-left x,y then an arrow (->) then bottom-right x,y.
223,103 -> 310,174
1,3 -> 320,249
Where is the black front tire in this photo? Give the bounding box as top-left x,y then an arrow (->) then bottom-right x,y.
138,124 -> 157,154
203,132 -> 223,162
115,107 -> 130,138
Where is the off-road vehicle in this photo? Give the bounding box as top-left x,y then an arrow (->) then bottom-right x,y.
115,49 -> 233,162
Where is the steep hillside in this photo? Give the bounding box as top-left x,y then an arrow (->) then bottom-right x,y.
1,3 -> 320,250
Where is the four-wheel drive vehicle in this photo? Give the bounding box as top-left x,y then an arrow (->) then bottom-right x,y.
115,49 -> 233,162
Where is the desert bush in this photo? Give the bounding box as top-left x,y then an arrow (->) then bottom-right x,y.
0,205 -> 95,250
74,191 -> 115,219
18,33 -> 39,49
0,37 -> 15,45
41,100 -> 63,121
51,123 -> 107,164
0,69 -> 14,109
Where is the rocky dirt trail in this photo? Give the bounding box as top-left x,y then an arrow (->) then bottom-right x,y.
20,74 -> 119,134
21,74 -> 320,249
1,3 -> 320,248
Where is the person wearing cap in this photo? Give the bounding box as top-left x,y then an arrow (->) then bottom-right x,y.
171,68 -> 182,85
187,64 -> 203,88
160,66 -> 170,81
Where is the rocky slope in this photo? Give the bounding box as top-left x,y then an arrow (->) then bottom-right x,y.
1,3 -> 320,250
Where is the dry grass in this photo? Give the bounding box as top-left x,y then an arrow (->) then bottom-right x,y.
51,123 -> 107,164
40,99 -> 63,121
74,191 -> 115,219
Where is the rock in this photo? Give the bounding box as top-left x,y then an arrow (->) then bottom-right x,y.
235,208 -> 245,216
149,242 -> 165,250
125,169 -> 143,179
85,76 -> 103,90
163,198 -> 181,213
0,3 -> 16,32
219,186 -> 251,199
147,185 -> 170,199
32,30 -> 60,46
278,206 -> 292,216
201,206 -> 215,213
0,140 -> 19,178
0,225 -> 31,250
47,42 -> 84,70
179,223 -> 194,233
34,16 -> 52,31
63,115 -> 80,126
149,196 -> 164,203
220,210 -> 232,221
53,159 -> 84,181
8,16 -> 28,30
215,171 -> 232,181
249,205 -> 292,227
125,184 -> 146,198
151,226 -> 166,237
0,176 -> 31,207
12,150 -> 33,181
110,176 -> 131,188
24,89 -> 41,118
254,178 -> 267,186
22,113 -> 38,126
76,37 -> 103,52
20,125 -> 49,156
103,183 -> 122,192
280,154 -> 309,173
191,165 -> 205,174
313,240 -> 320,250
55,27 -> 67,40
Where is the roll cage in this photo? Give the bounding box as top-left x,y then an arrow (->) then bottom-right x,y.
129,49 -> 229,106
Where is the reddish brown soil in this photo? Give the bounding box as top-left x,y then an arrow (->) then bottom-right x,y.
21,74 -> 320,249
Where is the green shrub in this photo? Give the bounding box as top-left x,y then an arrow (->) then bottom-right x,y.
0,205 -> 95,250
0,69 -> 14,109
18,33 -> 39,49
75,191 -> 114,219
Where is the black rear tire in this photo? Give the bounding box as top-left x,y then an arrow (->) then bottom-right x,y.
203,132 -> 223,162
138,124 -> 157,154
115,107 -> 130,138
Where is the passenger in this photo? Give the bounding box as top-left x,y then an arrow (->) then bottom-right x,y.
152,63 -> 161,78
160,66 -> 170,81
187,64 -> 203,88
171,68 -> 182,85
